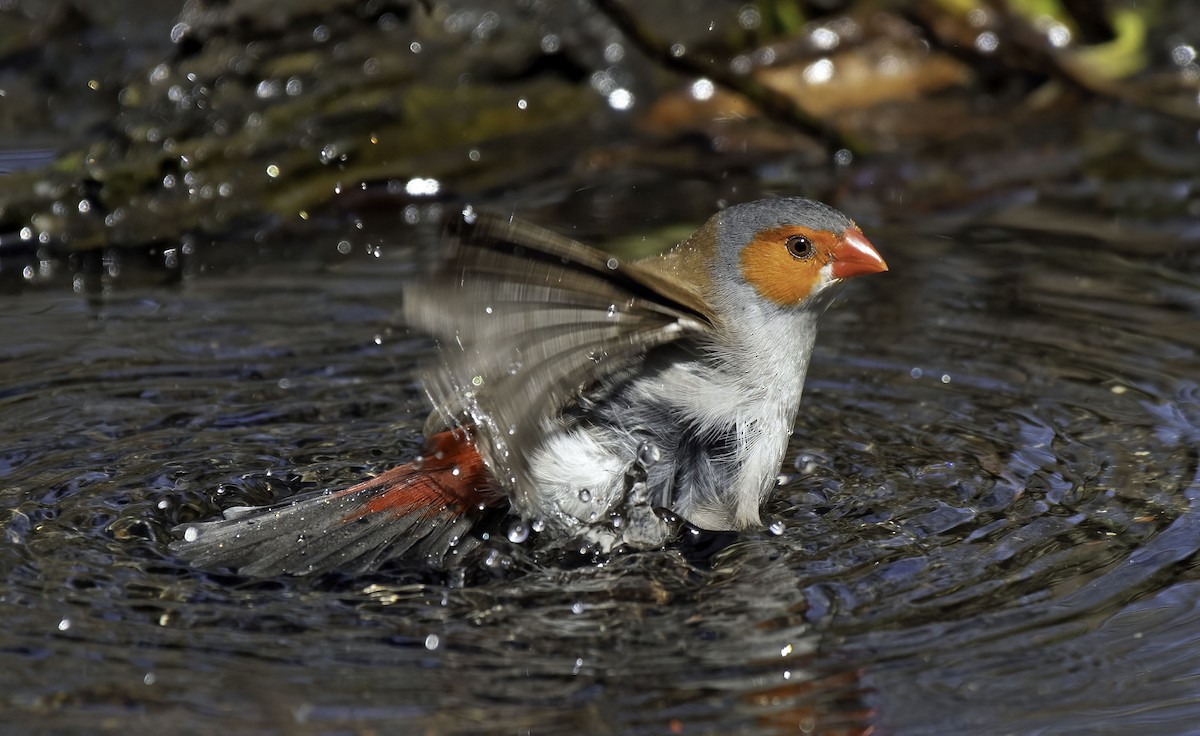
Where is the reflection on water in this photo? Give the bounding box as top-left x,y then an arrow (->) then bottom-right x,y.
0,211 -> 1197,734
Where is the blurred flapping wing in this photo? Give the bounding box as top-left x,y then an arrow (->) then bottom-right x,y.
402,208 -> 714,510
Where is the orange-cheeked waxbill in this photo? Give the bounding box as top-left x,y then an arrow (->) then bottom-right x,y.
174,198 -> 888,575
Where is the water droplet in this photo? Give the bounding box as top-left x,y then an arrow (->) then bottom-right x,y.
183,526 -> 199,542
802,59 -> 834,85
405,177 -> 440,196
811,27 -> 840,50
578,488 -> 592,502
531,518 -> 545,532
941,374 -> 952,384
570,601 -> 585,614
638,442 -> 662,467
607,88 -> 634,111
451,466 -> 461,477
738,5 -> 761,29
768,520 -> 786,536
606,304 -> 616,317
144,672 -> 156,686
507,522 -> 529,544
975,31 -> 999,54
690,78 -> 714,100
424,634 -> 440,650
484,306 -> 493,314
58,617 -> 71,631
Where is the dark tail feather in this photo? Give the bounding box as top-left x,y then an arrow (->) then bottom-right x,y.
171,431 -> 502,576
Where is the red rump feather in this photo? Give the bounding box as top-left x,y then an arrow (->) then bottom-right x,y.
353,430 -> 496,519
172,430 -> 503,576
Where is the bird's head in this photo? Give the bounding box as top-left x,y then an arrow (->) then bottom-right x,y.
708,197 -> 887,312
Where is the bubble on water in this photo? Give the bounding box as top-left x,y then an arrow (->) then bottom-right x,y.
941,374 -> 952,384
183,526 -> 199,542
768,520 -> 787,536
606,257 -> 619,269
531,519 -> 545,533
573,657 -> 584,674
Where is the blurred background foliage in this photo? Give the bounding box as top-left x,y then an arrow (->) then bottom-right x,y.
0,0 -> 1196,267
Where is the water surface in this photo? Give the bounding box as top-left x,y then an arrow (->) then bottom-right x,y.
1,206 -> 1197,734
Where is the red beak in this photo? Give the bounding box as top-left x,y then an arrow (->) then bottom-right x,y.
831,228 -> 888,280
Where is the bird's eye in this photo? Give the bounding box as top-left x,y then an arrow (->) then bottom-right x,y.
785,234 -> 815,260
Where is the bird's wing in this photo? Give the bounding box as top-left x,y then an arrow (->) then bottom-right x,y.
403,208 -> 715,508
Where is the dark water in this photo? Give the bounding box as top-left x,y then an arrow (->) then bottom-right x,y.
1,204 -> 1197,734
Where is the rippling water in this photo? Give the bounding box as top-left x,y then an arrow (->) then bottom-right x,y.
1,207 -> 1197,734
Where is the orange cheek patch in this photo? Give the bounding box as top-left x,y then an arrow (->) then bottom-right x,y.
739,226 -> 836,306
